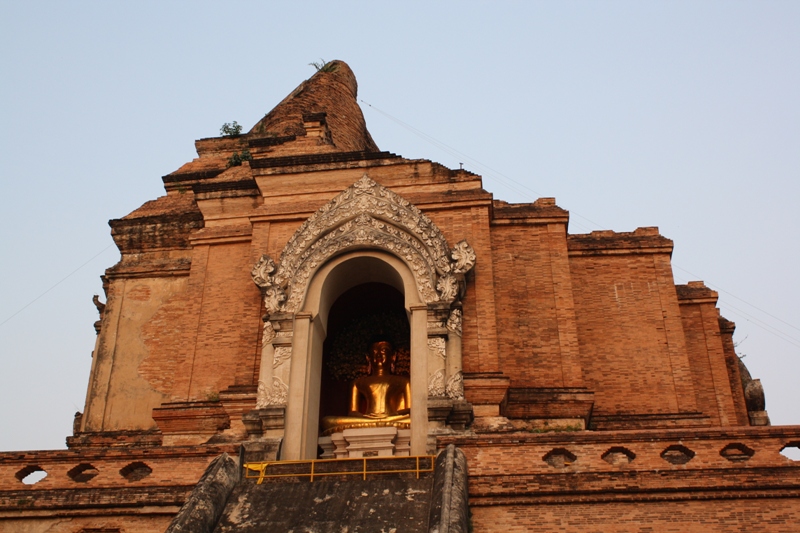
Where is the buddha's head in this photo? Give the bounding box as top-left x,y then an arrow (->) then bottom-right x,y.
366,338 -> 395,375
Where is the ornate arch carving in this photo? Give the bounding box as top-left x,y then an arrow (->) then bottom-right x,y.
251,174 -> 475,314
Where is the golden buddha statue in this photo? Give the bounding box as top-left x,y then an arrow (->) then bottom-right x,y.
320,339 -> 411,435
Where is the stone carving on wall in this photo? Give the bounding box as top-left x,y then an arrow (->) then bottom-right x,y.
256,376 -> 289,408
450,240 -> 476,275
446,309 -> 463,336
251,254 -> 286,314
261,321 -> 276,346
251,255 -> 277,288
272,346 -> 292,369
446,371 -> 465,400
250,175 -> 478,314
92,295 -> 106,335
428,369 -> 446,397
436,274 -> 459,302
428,337 -> 446,360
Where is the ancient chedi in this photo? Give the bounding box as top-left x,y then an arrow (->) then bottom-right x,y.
1,60 -> 799,532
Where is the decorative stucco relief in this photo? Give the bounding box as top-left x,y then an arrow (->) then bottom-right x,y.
272,346 -> 292,368
428,369 -> 446,397
446,309 -> 463,336
446,371 -> 465,400
450,240 -> 476,274
251,254 -> 286,314
261,320 -> 276,346
251,175 -> 478,314
256,376 -> 289,408
428,337 -> 446,360
251,255 -> 277,288
436,274 -> 458,302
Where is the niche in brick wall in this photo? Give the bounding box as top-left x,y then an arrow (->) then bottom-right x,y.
601,446 -> 635,466
661,444 -> 695,465
719,443 -> 755,462
15,465 -> 47,485
781,442 -> 800,461
119,461 -> 152,482
68,463 -> 100,482
543,448 -> 577,468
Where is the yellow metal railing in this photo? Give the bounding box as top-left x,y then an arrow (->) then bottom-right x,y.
244,455 -> 435,484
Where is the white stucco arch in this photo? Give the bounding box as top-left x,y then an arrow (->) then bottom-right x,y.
283,251 -> 429,459
250,175 -> 476,460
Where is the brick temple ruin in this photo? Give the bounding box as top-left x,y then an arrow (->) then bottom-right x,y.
2,60 -> 799,532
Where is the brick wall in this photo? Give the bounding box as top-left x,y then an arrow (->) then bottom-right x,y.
472,499 -> 800,533
568,242 -> 698,419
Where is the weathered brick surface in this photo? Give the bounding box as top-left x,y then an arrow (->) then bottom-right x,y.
677,282 -> 740,426
0,446 -> 236,531
490,217 -> 583,389
440,425 -> 800,532
0,515 -> 175,533
568,235 -> 700,422
471,499 -> 800,533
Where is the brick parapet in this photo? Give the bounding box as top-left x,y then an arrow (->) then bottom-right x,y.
568,227 -> 673,255
438,426 -> 800,505
0,445 -> 235,493
490,198 -> 570,226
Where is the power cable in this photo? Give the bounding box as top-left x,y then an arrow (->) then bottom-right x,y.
361,99 -> 799,348
360,99 -> 602,232
673,265 -> 800,333
0,244 -> 115,328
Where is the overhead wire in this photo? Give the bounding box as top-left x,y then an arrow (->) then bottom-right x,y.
360,99 -> 602,233
361,99 -> 799,349
3,104 -> 796,350
0,244 -> 115,329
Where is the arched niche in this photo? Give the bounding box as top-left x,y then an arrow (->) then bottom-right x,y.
282,251 -> 429,460
250,176 -> 474,460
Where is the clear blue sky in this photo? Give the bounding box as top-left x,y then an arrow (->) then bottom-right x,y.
1,2 -> 798,451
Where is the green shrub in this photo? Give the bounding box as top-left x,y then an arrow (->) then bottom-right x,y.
309,59 -> 338,73
220,121 -> 242,137
227,149 -> 252,168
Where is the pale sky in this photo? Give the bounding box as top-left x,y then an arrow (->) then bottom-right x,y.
1,2 -> 798,452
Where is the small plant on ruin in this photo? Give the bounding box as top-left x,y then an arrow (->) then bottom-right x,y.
220,121 -> 243,137
227,149 -> 252,168
309,59 -> 338,73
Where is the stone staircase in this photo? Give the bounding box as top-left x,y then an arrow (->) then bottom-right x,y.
165,445 -> 468,533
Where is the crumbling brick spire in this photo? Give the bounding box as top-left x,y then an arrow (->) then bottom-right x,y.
249,60 -> 379,152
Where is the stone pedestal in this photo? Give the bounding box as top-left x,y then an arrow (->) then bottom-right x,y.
319,427 -> 411,458
318,436 -> 335,459
344,427 -> 397,458
331,432 -> 348,459
395,429 -> 411,456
